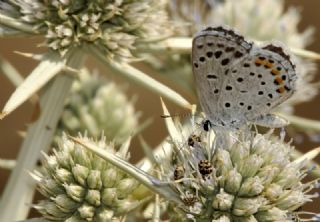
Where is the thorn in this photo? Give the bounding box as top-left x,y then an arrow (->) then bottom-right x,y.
0,112 -> 8,120
62,66 -> 79,77
14,51 -> 43,60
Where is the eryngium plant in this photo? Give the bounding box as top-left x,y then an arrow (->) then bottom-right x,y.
161,120 -> 320,221
57,69 -> 139,143
31,135 -> 140,221
68,101 -> 320,222
0,0 -> 171,59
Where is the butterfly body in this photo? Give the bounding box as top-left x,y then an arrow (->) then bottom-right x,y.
192,26 -> 297,129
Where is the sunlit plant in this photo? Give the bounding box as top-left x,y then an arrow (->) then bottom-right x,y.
0,1 -> 319,222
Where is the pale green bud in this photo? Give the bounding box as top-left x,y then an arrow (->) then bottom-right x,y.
224,168 -> 242,194
78,203 -> 95,220
74,145 -> 91,167
275,165 -> 300,188
63,184 -> 86,202
95,209 -> 114,222
255,207 -> 287,221
87,170 -> 102,189
102,188 -> 118,206
101,168 -> 119,188
212,215 -> 231,222
237,154 -> 264,178
276,190 -> 305,210
53,194 -> 79,213
214,149 -> 233,176
238,176 -> 264,197
38,178 -> 64,197
72,164 -> 89,186
116,178 -> 138,198
85,189 -> 101,207
264,183 -> 283,201
55,168 -> 74,184
232,197 -> 266,216
38,200 -> 69,219
232,215 -> 258,222
256,165 -> 280,185
116,199 -> 140,214
230,141 -> 250,164
56,150 -> 72,170
212,189 -> 234,211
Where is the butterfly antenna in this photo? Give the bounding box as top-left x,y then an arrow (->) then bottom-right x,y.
160,112 -> 200,119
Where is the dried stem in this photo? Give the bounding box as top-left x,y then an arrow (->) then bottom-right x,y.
0,50 -> 85,221
136,37 -> 320,60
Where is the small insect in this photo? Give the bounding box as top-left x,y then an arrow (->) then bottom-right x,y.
182,193 -> 198,207
187,134 -> 201,147
174,165 -> 185,180
192,26 -> 297,130
288,212 -> 301,222
198,159 -> 213,177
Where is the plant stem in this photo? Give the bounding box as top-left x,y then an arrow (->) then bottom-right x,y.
0,14 -> 38,34
0,158 -> 16,170
279,113 -> 320,132
89,46 -> 191,109
0,50 -> 85,221
136,37 -> 320,60
291,149 -> 320,178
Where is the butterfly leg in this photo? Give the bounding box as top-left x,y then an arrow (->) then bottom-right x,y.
252,114 -> 289,128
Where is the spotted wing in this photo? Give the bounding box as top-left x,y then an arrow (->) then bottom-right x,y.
220,43 -> 296,127
192,26 -> 252,127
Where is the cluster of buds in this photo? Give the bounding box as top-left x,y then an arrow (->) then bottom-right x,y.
161,118 -> 319,221
0,0 -> 171,58
32,135 -> 140,221
57,69 -> 139,144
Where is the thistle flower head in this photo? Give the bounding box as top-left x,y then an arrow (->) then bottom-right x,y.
32,134 -> 140,221
1,0 -> 171,58
57,69 -> 139,144
161,117 -> 319,221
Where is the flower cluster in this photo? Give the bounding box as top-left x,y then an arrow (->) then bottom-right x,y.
57,69 -> 139,144
161,119 -> 319,221
32,135 -> 140,221
0,0 -> 171,58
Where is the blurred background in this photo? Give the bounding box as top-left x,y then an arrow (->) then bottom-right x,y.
0,0 -> 319,217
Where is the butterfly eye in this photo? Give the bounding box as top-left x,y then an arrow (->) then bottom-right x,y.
202,120 -> 212,131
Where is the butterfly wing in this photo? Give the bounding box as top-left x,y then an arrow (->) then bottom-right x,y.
192,26 -> 297,129
221,43 -> 296,127
192,26 -> 252,127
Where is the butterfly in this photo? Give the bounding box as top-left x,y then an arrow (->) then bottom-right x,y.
192,26 -> 297,130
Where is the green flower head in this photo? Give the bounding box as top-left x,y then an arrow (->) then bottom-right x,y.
0,0 -> 171,59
